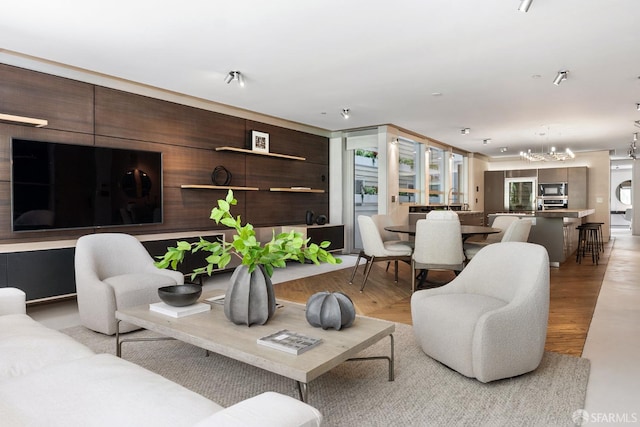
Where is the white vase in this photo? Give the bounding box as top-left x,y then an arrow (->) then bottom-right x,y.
224,265 -> 276,326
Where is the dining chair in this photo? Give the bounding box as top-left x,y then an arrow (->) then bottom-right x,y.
372,214 -> 413,272
463,215 -> 519,261
349,215 -> 413,292
411,210 -> 465,292
501,218 -> 533,242
371,214 -> 405,246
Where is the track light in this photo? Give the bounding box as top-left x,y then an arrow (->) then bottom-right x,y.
341,108 -> 350,119
636,103 -> 640,111
461,128 -> 470,135
224,71 -> 244,87
518,0 -> 533,12
483,139 -> 491,145
553,70 -> 568,86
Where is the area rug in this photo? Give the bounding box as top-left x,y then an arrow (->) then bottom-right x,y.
63,323 -> 589,427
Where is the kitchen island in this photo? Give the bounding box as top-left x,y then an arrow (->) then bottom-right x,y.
488,209 -> 595,267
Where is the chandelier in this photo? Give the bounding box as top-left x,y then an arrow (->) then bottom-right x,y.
520,147 -> 575,162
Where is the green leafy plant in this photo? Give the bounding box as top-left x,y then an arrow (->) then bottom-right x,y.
154,190 -> 341,279
355,149 -> 378,159
399,157 -> 414,167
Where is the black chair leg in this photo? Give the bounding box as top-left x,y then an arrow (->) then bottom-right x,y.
349,251 -> 363,284
360,256 -> 376,292
417,269 -> 428,289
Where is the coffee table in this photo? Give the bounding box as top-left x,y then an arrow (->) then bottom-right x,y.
115,293 -> 395,402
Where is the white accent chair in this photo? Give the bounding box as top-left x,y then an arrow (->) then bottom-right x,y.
411,210 -> 465,292
349,215 -> 413,292
75,233 -> 184,335
411,242 -> 550,383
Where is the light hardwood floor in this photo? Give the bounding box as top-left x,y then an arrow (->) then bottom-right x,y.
275,241 -> 611,357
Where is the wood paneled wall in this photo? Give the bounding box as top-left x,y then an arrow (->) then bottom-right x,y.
0,64 -> 330,244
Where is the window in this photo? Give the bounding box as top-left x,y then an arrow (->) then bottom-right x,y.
429,147 -> 445,204
398,140 -> 421,203
450,152 -> 465,205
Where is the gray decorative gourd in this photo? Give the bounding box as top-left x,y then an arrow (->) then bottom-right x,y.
305,291 -> 355,330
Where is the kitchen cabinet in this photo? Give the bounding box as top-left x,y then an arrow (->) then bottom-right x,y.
484,170 -> 506,215
538,168 -> 568,183
568,167 -> 588,209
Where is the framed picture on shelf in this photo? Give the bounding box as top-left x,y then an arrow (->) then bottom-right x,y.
251,131 -> 269,153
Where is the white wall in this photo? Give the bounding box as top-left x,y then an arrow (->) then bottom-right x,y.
469,155 -> 489,212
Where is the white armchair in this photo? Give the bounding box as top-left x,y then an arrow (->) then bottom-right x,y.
75,233 -> 184,335
411,242 -> 550,383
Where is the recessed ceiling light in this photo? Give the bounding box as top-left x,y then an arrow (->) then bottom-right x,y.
341,108 -> 350,119
483,139 -> 491,145
531,74 -> 542,79
431,92 -> 443,97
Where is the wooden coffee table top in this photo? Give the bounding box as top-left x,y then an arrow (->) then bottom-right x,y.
116,291 -> 395,383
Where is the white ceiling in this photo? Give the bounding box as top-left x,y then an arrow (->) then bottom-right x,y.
2,0 -> 640,160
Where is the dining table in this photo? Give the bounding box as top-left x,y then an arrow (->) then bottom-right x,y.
384,224 -> 500,242
384,224 -> 501,289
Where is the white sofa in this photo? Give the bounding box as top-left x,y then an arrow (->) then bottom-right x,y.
0,288 -> 322,427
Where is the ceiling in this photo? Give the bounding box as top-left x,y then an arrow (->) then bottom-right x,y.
2,1 -> 640,160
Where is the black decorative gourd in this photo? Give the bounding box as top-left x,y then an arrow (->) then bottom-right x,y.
305,291 -> 355,330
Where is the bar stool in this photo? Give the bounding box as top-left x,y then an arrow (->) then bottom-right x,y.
584,222 -> 604,253
576,224 -> 600,265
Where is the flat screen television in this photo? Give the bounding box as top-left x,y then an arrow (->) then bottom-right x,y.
11,138 -> 163,232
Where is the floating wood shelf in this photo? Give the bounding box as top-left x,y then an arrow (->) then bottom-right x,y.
215,146 -> 305,161
270,187 -> 325,193
180,185 -> 259,191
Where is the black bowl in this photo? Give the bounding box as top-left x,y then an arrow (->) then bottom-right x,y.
158,283 -> 202,307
